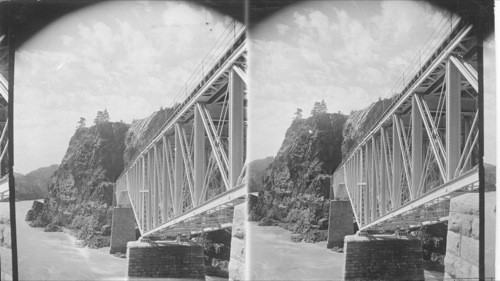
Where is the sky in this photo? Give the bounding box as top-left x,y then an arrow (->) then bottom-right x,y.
14,0 -> 496,173
247,0 -> 496,165
14,1 -> 237,174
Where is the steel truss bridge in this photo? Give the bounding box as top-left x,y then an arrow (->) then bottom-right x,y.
333,18 -> 479,232
116,24 -> 247,239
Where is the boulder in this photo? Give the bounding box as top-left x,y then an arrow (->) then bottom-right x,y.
291,234 -> 302,243
44,224 -> 62,232
101,224 -> 111,236
318,217 -> 328,230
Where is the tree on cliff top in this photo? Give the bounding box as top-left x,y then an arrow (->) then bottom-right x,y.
310,100 -> 327,117
94,109 -> 110,125
76,117 -> 86,129
293,108 -> 303,121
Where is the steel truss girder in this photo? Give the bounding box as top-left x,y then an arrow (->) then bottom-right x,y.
334,20 -> 479,230
117,61 -> 247,234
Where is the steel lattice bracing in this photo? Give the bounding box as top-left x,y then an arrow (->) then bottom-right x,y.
333,19 -> 479,232
115,27 -> 247,238
0,32 -> 9,198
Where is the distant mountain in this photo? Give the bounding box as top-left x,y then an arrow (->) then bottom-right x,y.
248,156 -> 274,193
15,164 -> 59,201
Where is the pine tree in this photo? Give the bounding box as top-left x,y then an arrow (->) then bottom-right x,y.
293,108 -> 303,120
311,99 -> 327,117
77,117 -> 86,129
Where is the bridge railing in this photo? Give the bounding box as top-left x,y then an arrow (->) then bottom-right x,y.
334,17 -> 479,231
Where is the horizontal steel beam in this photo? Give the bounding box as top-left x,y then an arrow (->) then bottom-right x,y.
360,167 -> 478,231
142,183 -> 246,237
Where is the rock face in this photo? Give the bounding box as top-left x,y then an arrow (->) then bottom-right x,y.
26,122 -> 129,248
196,229 -> 232,278
341,98 -> 392,158
249,113 -> 347,242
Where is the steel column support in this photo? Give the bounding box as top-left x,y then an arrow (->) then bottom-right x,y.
161,136 -> 169,222
392,116 -> 402,208
364,144 -> 370,224
194,103 -> 206,206
153,144 -> 160,227
370,138 -> 377,221
229,67 -> 245,188
174,124 -> 184,216
411,95 -> 423,198
379,128 -> 387,216
446,58 -> 461,181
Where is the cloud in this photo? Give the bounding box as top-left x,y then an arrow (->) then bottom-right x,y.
276,23 -> 290,35
14,1 -> 233,173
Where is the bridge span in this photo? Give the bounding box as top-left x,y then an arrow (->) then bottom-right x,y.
329,17 -> 481,280
113,22 -> 247,279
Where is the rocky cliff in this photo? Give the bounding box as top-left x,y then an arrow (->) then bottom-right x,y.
26,122 -> 130,248
249,112 -> 347,242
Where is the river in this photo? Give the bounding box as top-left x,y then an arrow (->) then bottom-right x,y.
1,201 -> 227,280
248,222 -> 444,280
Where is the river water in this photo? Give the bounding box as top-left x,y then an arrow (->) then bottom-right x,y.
4,200 -> 126,280
248,222 -> 444,280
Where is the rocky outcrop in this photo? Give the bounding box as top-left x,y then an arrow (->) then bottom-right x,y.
342,98 -> 392,158
26,122 -> 129,248
249,112 -> 347,242
195,229 -> 232,278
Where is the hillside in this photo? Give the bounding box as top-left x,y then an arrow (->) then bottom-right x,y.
248,156 -> 274,193
14,164 -> 59,201
249,112 -> 347,242
26,122 -> 130,248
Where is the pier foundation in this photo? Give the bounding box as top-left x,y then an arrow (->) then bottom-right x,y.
228,203 -> 246,280
110,207 -> 136,254
444,192 -> 479,279
342,235 -> 424,280
327,200 -> 354,248
126,241 -> 205,279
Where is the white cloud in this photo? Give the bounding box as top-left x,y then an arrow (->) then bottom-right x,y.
276,23 -> 290,35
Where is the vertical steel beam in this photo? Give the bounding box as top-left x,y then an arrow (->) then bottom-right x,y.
463,117 -> 471,171
411,95 -> 423,198
229,67 -> 245,188
446,58 -> 461,181
194,103 -> 206,206
153,144 -> 160,227
392,116 -> 402,208
379,128 -> 387,216
161,136 -> 169,222
146,151 -> 152,231
364,144 -> 370,224
141,156 -> 145,231
174,124 -> 184,216
370,137 -> 377,221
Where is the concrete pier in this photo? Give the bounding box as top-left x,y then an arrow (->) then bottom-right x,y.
228,203 -> 246,280
126,240 -> 205,279
110,207 -> 136,254
342,235 -> 424,280
327,200 -> 354,248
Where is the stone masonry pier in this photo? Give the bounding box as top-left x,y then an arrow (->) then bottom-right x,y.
342,235 -> 424,280
127,240 -> 205,279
